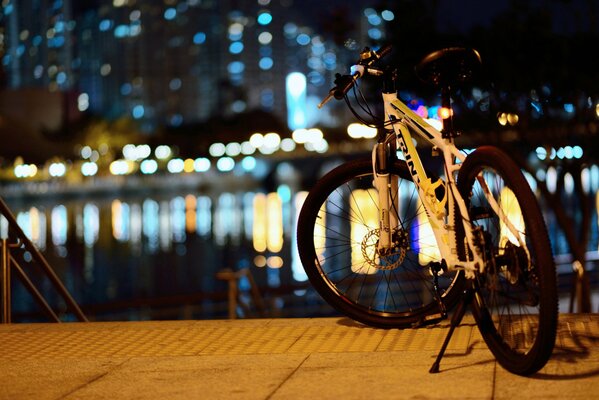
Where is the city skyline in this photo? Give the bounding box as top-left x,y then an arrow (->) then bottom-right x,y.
1,0 -> 387,135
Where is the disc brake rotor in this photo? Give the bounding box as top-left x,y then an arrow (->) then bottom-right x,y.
361,228 -> 409,271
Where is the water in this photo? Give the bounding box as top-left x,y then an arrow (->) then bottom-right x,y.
3,187 -> 337,322
3,177 -> 599,322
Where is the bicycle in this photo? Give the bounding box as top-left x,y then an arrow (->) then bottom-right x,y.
296,45 -> 558,375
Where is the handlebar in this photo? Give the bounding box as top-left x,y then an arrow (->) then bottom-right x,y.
318,45 -> 393,109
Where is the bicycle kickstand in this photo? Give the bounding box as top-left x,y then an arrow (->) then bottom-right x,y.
429,283 -> 475,373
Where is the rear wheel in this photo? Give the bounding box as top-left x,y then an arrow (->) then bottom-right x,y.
458,146 -> 558,375
297,158 -> 464,328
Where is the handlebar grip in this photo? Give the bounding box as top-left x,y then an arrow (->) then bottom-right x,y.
334,72 -> 360,99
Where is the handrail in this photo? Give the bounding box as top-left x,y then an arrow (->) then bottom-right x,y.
0,196 -> 87,322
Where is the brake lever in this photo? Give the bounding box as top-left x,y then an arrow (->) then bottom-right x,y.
318,91 -> 335,109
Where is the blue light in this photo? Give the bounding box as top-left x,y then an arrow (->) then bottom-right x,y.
4,4 -> 13,15
564,103 -> 575,113
368,14 -> 382,26
286,72 -> 307,130
257,12 -> 272,25
368,28 -> 382,40
120,83 -> 132,96
193,32 -> 206,44
99,19 -> 112,31
132,105 -> 145,119
229,41 -> 244,54
381,10 -> 395,21
114,25 -> 130,38
56,72 -> 67,85
296,33 -> 310,45
164,8 -> 177,20
170,114 -> 183,126
277,185 -> 291,203
259,57 -> 273,70
227,61 -> 245,74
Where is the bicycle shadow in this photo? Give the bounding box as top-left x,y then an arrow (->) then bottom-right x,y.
533,322 -> 599,380
335,316 -> 599,379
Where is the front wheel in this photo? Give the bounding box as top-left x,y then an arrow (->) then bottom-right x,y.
458,146 -> 558,375
297,158 -> 464,328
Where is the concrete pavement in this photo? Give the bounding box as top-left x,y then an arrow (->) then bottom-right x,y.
0,314 -> 598,399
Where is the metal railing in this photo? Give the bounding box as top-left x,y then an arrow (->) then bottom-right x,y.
0,197 -> 87,323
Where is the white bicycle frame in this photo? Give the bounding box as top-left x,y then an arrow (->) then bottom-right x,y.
374,92 -> 528,279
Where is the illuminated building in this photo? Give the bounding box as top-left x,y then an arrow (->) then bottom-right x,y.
1,0 -> 379,134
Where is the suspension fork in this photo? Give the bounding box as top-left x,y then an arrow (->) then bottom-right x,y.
373,133 -> 399,253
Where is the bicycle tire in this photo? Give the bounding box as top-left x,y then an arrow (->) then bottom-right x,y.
297,158 -> 465,328
457,146 -> 558,375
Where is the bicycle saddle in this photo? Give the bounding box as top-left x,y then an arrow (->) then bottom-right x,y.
415,48 -> 482,88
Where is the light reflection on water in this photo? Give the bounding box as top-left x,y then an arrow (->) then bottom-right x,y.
5,187 -> 316,321
4,185 -> 599,321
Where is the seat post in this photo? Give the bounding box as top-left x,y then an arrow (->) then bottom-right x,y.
441,87 -> 457,139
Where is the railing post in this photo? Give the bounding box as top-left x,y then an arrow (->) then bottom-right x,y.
1,238 -> 11,323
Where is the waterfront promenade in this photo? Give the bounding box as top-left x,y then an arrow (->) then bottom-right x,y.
0,314 -> 597,399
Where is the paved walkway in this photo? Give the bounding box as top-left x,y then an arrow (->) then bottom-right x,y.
1,314 -> 598,399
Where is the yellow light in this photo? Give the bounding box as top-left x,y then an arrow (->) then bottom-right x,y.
266,192 -> 283,253
111,199 -> 123,240
499,187 -> 525,246
313,202 -> 326,266
497,112 -> 508,126
254,255 -> 267,267
267,256 -> 284,268
438,107 -> 452,120
417,200 -> 441,265
350,189 -> 378,274
185,195 -> 197,233
507,113 -> 519,126
183,158 -> 195,173
253,193 -> 267,252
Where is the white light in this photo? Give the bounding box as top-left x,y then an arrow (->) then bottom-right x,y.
347,123 -> 377,139
305,138 -> 329,153
81,162 -> 98,176
225,142 -> 242,157
140,159 -> 158,174
122,144 -> 137,160
49,162 -> 66,177
216,157 -> 235,172
109,160 -> 129,175
280,138 -> 296,152
258,31 -> 272,45
263,132 -> 281,149
14,164 -> 38,178
167,158 -> 184,173
136,144 -> 151,159
194,157 -> 210,172
155,145 -> 172,160
209,142 -> 226,157
292,128 -> 309,143
77,93 -> 89,112
249,133 -> 264,148
81,145 -> 92,159
424,118 -> 443,131
241,141 -> 255,155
